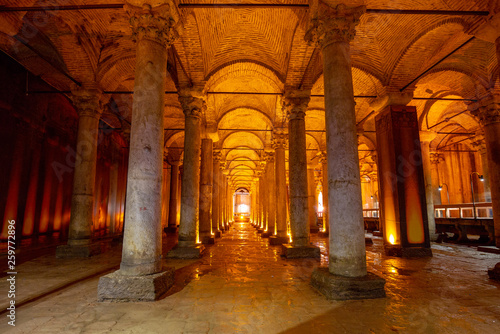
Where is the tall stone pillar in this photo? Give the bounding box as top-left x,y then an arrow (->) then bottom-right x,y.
263,150 -> 276,237
199,138 -> 214,244
306,2 -> 385,299
430,153 -> 442,205
270,131 -> 289,245
319,152 -> 329,236
282,90 -> 319,258
166,160 -> 180,233
98,2 -> 178,301
168,91 -> 205,258
420,131 -> 438,241
257,170 -> 265,231
212,150 -> 222,237
56,84 -> 104,258
471,95 -> 500,247
227,178 -> 233,225
471,136 -> 491,202
307,165 -> 319,233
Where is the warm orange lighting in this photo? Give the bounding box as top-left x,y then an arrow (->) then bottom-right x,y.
389,234 -> 395,245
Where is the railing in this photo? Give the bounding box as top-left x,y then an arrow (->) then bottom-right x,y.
363,209 -> 380,218
434,203 -> 493,219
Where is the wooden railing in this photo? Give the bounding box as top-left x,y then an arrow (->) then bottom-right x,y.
434,202 -> 493,219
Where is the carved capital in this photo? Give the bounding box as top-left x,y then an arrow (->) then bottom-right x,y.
178,90 -> 205,119
305,3 -> 365,48
264,150 -> 275,163
127,2 -> 179,47
470,134 -> 487,154
213,149 -> 222,162
471,96 -> 500,126
70,84 -> 104,118
283,90 -> 311,120
430,152 -> 444,165
318,151 -> 327,164
272,132 -> 288,149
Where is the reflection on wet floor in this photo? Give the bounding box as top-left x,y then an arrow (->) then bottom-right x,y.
3,221 -> 500,333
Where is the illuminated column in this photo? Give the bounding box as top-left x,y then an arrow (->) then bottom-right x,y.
227,178 -> 232,225
270,131 -> 289,244
420,131 -> 438,241
319,152 -> 329,235
307,165 -> 318,233
222,169 -> 229,229
282,90 -> 319,258
263,150 -> 276,237
212,150 -> 221,237
199,138 -> 214,244
257,170 -> 265,231
306,2 -> 385,299
166,160 -> 180,232
252,178 -> 259,226
430,153 -> 442,205
168,91 -> 204,258
375,106 -> 432,257
56,84 -> 103,258
98,2 -> 178,301
471,95 -> 500,246
471,136 -> 491,202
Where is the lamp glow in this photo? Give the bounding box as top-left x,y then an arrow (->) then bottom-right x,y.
389,234 -> 395,245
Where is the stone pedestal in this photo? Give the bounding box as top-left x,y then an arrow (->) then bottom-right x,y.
311,267 -> 385,300
281,244 -> 320,258
56,84 -> 104,258
167,245 -> 205,259
269,236 -> 289,246
98,268 -> 175,302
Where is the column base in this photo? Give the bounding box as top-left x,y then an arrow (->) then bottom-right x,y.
201,236 -> 215,245
318,231 -> 329,238
214,230 -> 222,238
269,236 -> 289,246
384,245 -> 433,258
365,237 -> 373,245
56,243 -> 101,258
487,262 -> 500,281
257,229 -> 264,234
261,231 -> 272,238
281,244 -> 320,258
373,231 -> 383,237
97,268 -> 175,302
478,246 -> 500,254
164,226 -> 178,234
311,267 -> 386,300
310,227 -> 320,234
166,245 -> 205,259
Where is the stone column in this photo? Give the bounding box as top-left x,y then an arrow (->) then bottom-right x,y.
420,131 -> 438,241
471,136 -> 491,202
282,90 -> 319,258
263,150 -> 276,237
270,131 -> 289,245
306,2 -> 385,299
430,153 -> 442,205
307,165 -> 319,233
212,150 -> 222,237
471,95 -> 500,247
98,2 -> 178,302
168,91 -> 204,258
166,160 -> 180,233
257,170 -> 265,231
221,169 -> 229,229
199,138 -> 214,244
319,152 -> 329,236
56,84 -> 103,258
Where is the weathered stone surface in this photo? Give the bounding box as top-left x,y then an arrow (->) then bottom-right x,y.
97,268 -> 175,302
55,243 -> 101,258
166,245 -> 205,259
269,236 -> 289,246
281,244 -> 320,258
487,262 -> 500,281
201,236 -> 215,245
311,267 -> 386,300
385,245 -> 433,258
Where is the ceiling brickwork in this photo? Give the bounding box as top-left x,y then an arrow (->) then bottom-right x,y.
0,0 -> 499,188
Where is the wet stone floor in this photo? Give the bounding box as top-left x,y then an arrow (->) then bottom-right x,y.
1,222 -> 500,333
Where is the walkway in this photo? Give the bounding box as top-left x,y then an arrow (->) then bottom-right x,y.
1,222 -> 500,333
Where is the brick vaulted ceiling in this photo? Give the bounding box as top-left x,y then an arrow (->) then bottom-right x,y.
0,0 -> 499,189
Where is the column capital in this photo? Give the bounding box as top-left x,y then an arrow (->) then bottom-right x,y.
305,3 -> 365,48
470,94 -> 500,126
318,151 -> 327,164
126,2 -> 179,47
213,149 -> 222,162
283,90 -> 311,120
219,160 -> 226,170
70,83 -> 105,118
419,131 -> 437,143
470,134 -> 487,154
178,89 -> 205,119
272,130 -> 288,149
429,152 -> 444,165
264,149 -> 275,163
